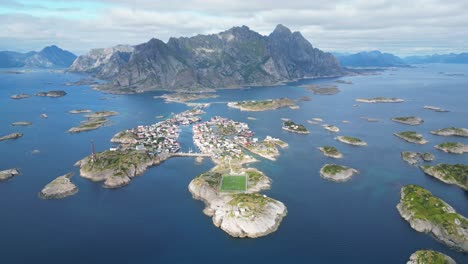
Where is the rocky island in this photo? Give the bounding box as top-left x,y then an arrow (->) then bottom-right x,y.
356,97 -> 404,103
424,106 -> 449,112
394,131 -> 428,144
10,93 -> 30,99
35,90 -> 67,97
0,168 -> 20,181
322,124 -> 340,132
397,185 -> 468,253
156,92 -> 218,103
420,164 -> 468,191
68,109 -> 92,114
431,127 -> 468,137
391,116 -> 424,125
0,132 -> 23,142
84,111 -> 119,118
189,166 -> 287,238
302,84 -> 340,95
282,120 -> 309,134
435,142 -> 468,154
319,146 -> 343,158
68,117 -> 109,133
39,172 -> 78,199
407,250 -> 456,264
11,121 -> 32,126
401,151 -> 435,165
320,164 -> 358,182
336,136 -> 367,146
228,98 -> 296,112
75,150 -> 159,188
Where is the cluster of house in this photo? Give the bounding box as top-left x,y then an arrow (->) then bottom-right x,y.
192,116 -> 256,160
123,108 -> 205,154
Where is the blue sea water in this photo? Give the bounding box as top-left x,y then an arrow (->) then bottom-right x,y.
0,65 -> 467,264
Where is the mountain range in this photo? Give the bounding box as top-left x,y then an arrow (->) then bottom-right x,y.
0,45 -> 76,68
335,51 -> 408,67
69,24 -> 344,93
336,51 -> 468,67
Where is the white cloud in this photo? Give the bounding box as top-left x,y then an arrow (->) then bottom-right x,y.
0,0 -> 467,56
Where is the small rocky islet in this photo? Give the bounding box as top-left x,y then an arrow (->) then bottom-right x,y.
431,127 -> 468,137
401,151 -> 434,165
0,132 -> 23,142
322,124 -> 340,132
68,111 -> 119,133
0,168 -> 20,181
420,164 -> 468,191
397,185 -> 468,253
394,131 -> 428,144
435,142 -> 468,154
336,136 -> 367,146
35,90 -> 67,97
424,105 -> 450,112
156,92 -> 218,103
355,97 -> 404,103
282,120 -> 309,134
320,164 -> 358,182
10,93 -> 30,99
228,98 -> 296,112
318,146 -> 343,158
39,172 -> 78,199
302,84 -> 340,95
391,116 -> 424,125
407,250 -> 456,264
11,121 -> 32,126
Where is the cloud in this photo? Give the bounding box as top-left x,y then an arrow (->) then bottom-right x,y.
0,0 -> 467,56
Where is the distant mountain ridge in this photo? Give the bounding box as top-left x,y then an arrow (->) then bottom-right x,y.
404,53 -> 468,64
0,45 -> 76,68
335,51 -> 408,67
69,24 -> 345,93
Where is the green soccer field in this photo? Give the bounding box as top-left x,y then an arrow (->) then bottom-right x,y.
220,175 -> 247,192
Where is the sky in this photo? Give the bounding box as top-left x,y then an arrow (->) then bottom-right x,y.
0,0 -> 467,56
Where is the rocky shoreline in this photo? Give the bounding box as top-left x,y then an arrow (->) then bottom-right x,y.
401,151 -> 434,165
35,90 -> 67,97
39,172 -> 78,199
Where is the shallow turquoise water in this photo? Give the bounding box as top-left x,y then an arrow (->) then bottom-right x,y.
0,65 -> 467,263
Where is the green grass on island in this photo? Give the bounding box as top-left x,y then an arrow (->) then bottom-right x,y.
228,193 -> 273,214
413,250 -> 452,264
393,116 -> 416,121
193,171 -> 222,188
421,164 -> 468,189
235,98 -> 295,111
401,185 -> 467,239
437,142 -> 460,148
341,136 -> 363,143
322,146 -> 340,155
82,150 -> 151,177
396,131 -> 424,141
322,164 -> 346,175
221,175 -> 247,192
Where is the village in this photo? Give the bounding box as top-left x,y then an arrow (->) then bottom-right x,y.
113,108 -> 205,155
